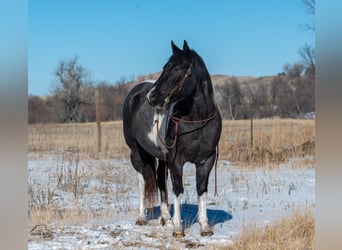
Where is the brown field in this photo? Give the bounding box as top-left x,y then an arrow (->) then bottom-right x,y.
28,119 -> 315,167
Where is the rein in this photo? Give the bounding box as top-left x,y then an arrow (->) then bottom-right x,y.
154,110 -> 218,149
154,110 -> 220,197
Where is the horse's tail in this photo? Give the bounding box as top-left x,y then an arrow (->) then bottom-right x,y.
142,158 -> 158,208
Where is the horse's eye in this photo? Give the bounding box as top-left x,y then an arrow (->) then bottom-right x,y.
173,66 -> 180,72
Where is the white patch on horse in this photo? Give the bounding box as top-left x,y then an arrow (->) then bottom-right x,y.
147,103 -> 175,151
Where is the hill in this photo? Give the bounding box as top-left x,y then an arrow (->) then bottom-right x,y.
124,72 -> 277,92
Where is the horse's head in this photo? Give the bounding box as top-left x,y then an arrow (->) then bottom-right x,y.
147,40 -> 196,107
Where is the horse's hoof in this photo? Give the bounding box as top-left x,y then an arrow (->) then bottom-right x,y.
135,219 -> 147,226
159,217 -> 166,226
200,230 -> 214,237
173,231 -> 185,238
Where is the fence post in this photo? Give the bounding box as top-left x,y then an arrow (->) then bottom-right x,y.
250,100 -> 253,150
95,90 -> 102,154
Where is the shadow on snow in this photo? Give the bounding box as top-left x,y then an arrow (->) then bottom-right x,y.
146,203 -> 232,229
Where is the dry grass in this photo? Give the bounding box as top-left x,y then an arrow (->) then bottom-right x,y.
226,208 -> 315,250
219,119 -> 315,167
28,121 -> 128,159
28,119 -> 315,167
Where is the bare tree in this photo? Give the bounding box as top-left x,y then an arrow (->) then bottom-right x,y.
299,0 -> 315,77
251,84 -> 272,118
219,78 -> 242,120
301,0 -> 315,31
283,63 -> 304,78
50,56 -> 93,123
28,95 -> 56,123
299,44 -> 315,76
95,79 -> 130,121
271,62 -> 314,118
303,0 -> 315,15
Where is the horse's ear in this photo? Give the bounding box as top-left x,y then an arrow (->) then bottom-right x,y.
171,40 -> 181,54
183,40 -> 192,60
183,40 -> 190,53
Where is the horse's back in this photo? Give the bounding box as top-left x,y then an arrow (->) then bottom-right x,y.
123,81 -> 154,147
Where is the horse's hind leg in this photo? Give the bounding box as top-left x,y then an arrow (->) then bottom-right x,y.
157,160 -> 170,225
130,143 -> 157,225
196,153 -> 216,236
136,170 -> 147,225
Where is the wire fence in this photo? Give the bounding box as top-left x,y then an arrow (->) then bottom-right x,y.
28,119 -> 315,166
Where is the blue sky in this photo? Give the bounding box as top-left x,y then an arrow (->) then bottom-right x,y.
28,0 -> 314,96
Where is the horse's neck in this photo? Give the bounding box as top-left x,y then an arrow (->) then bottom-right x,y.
176,78 -> 217,118
194,78 -> 217,111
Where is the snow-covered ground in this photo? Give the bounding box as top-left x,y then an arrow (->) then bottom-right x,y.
28,153 -> 314,249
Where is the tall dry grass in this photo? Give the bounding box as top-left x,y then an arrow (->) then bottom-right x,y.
29,119 -> 315,167
219,119 -> 315,167
28,121 -> 128,159
225,208 -> 315,250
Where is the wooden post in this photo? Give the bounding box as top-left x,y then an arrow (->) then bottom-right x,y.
247,98 -> 254,165
95,90 -> 102,154
250,99 -> 253,150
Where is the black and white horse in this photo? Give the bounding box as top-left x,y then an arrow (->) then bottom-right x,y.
122,40 -> 222,237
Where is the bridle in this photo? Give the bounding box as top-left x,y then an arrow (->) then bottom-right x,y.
154,59 -> 219,148
167,61 -> 193,98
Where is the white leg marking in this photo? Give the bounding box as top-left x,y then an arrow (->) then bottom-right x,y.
160,202 -> 171,225
198,192 -> 208,227
198,192 -> 213,235
173,193 -> 183,232
138,173 -> 146,219
160,201 -> 170,222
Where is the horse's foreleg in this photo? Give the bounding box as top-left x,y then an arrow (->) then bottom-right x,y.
173,193 -> 183,237
196,154 -> 216,236
170,163 -> 185,237
135,173 -> 147,225
157,161 -> 170,225
198,192 -> 212,236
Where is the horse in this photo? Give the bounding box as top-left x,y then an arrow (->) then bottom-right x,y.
122,40 -> 222,237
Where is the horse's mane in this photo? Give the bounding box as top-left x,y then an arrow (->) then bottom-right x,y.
190,50 -> 214,96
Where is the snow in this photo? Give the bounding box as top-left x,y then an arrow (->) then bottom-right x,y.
28,153 -> 314,249
304,112 -> 315,119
